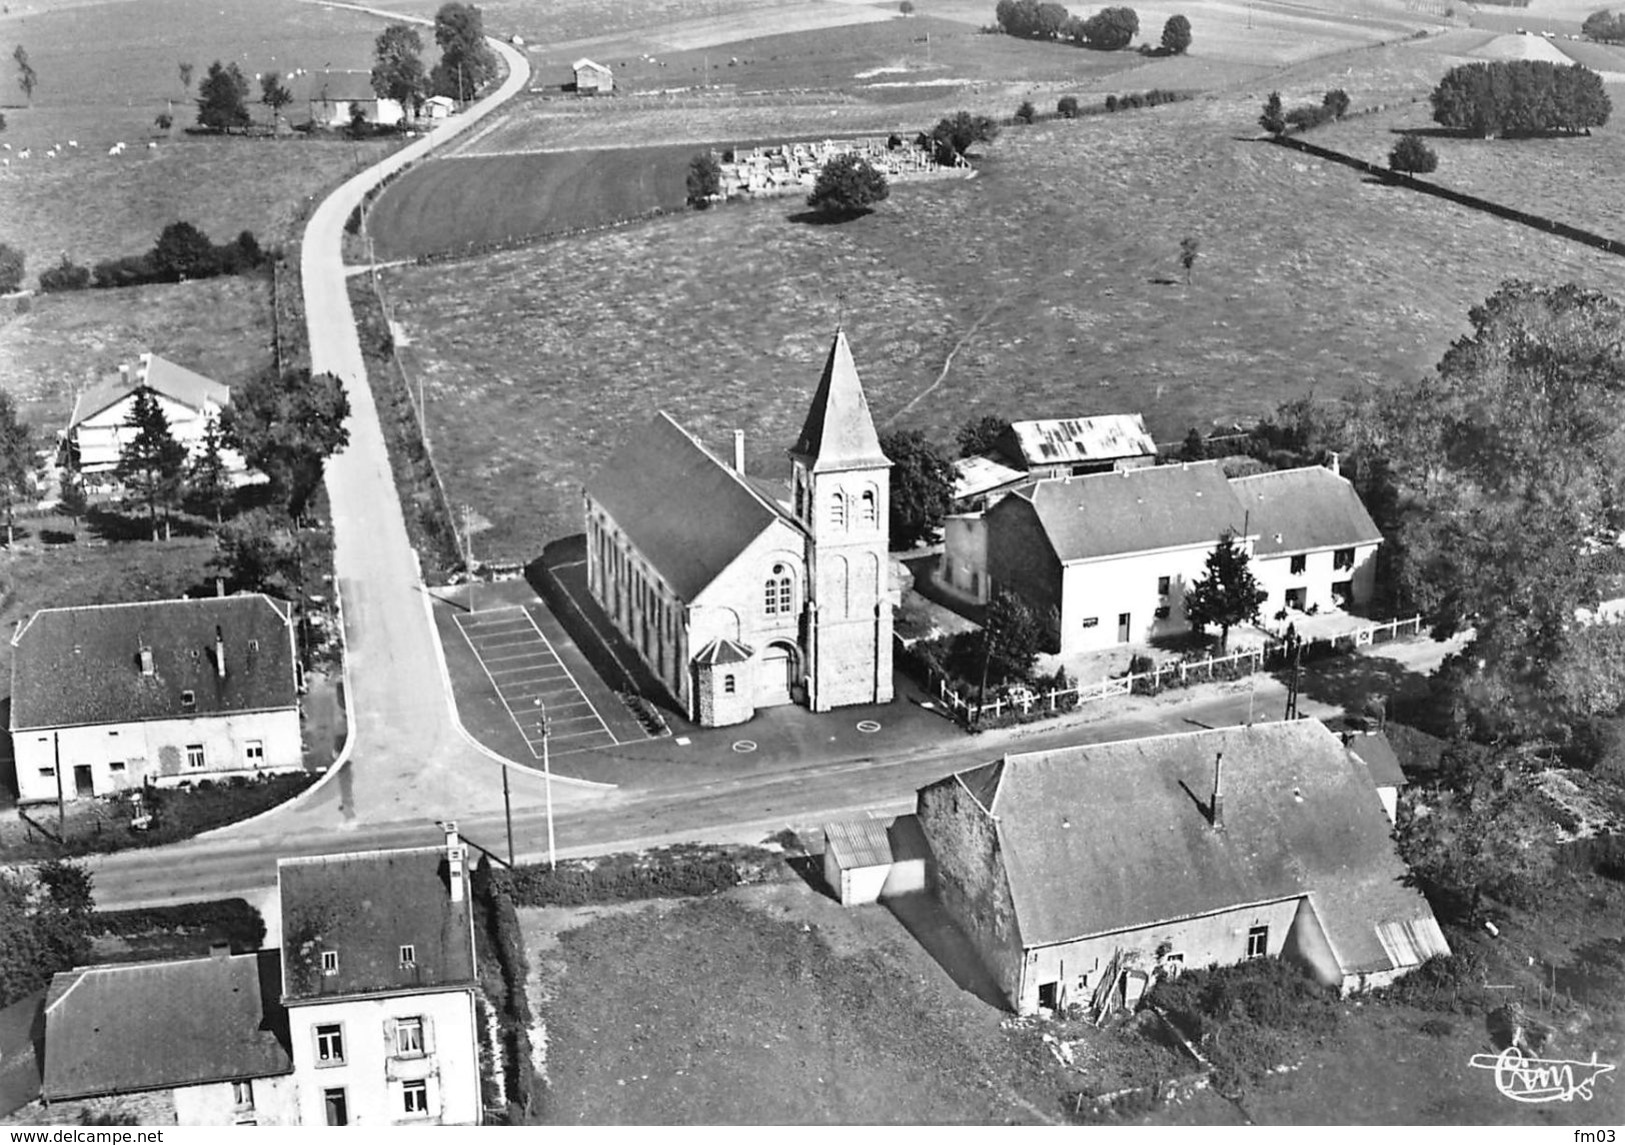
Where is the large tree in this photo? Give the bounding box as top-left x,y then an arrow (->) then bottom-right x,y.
372,23 -> 428,113
806,153 -> 889,217
1259,91 -> 1285,135
1081,6 -> 1138,50
686,152 -> 721,206
208,508 -> 304,596
115,389 -> 188,541
189,415 -> 231,523
1358,281 -> 1625,743
1583,9 -> 1625,41
0,861 -> 94,1011
1182,531 -> 1266,651
150,220 -> 219,282
878,428 -> 954,549
259,70 -> 293,123
431,2 -> 498,101
928,110 -> 999,163
0,391 -> 33,548
981,589 -> 1045,690
196,60 -> 251,131
221,367 -> 351,520
1161,13 -> 1192,53
956,414 -> 1011,458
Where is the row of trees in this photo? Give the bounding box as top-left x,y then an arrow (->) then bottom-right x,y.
993,1 -> 1187,51
1257,88 -> 1351,135
1430,59 -> 1611,137
39,221 -> 269,292
193,61 -> 294,132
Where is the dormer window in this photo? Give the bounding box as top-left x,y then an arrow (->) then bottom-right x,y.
321,950 -> 339,975
400,944 -> 416,968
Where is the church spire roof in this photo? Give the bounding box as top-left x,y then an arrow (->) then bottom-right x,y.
789,329 -> 891,473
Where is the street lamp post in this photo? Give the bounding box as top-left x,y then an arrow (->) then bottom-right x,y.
542,716 -> 556,870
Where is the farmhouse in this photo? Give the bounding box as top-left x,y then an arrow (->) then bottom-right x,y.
26,830 -> 482,1126
915,721 -> 1448,1015
301,70 -> 405,128
9,595 -> 302,804
993,414 -> 1159,479
584,331 -> 895,727
572,58 -> 614,93
64,352 -> 244,480
941,461 -> 1252,652
1230,464 -> 1382,616
277,826 -> 484,1126
40,952 -> 298,1124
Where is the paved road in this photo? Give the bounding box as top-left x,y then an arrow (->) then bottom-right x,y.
85,632 -> 1456,906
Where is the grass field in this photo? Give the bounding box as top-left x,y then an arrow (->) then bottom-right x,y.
523,885 -> 1068,1124
0,275 -> 274,427
378,44 -> 1625,563
369,145 -> 699,259
0,0 -> 404,268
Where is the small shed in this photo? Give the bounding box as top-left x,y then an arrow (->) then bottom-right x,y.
424,95 -> 457,119
822,814 -> 931,905
573,57 -> 614,94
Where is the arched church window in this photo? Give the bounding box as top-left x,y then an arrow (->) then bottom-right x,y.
860,489 -> 878,527
829,491 -> 847,530
764,563 -> 795,616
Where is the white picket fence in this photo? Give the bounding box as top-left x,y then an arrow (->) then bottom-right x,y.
923,615 -> 1423,725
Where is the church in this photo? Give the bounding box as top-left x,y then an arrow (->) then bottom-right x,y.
583,331 -> 896,727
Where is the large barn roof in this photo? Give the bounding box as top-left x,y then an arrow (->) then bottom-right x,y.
921,721 -> 1444,977
1001,414 -> 1157,469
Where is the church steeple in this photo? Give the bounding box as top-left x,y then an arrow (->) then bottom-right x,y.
789,330 -> 890,473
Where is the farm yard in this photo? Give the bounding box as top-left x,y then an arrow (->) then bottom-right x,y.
0,0 -> 404,269
376,38 -> 1625,563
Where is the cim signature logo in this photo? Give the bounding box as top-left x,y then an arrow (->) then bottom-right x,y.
1468,1047 -> 1617,1104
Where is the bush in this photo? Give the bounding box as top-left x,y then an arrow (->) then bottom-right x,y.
0,243 -> 24,293
1057,94 -> 1079,117
38,254 -> 91,293
1389,134 -> 1439,174
1161,13 -> 1191,53
1322,88 -> 1351,118
1081,5 -> 1139,49
504,845 -> 772,906
1420,1016 -> 1455,1037
1285,103 -> 1334,131
1015,99 -> 1036,123
1375,950 -> 1489,1012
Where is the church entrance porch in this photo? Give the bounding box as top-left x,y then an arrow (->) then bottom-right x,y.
756,642 -> 800,707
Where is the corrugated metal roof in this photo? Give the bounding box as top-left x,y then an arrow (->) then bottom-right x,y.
953,454 -> 1027,501
1374,916 -> 1450,969
1005,414 -> 1156,468
824,818 -> 894,869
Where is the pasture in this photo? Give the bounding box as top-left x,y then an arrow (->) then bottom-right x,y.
0,0 -> 403,267
0,276 -> 274,427
377,42 -> 1625,563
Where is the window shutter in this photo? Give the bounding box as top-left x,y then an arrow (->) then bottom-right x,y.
421,1014 -> 435,1055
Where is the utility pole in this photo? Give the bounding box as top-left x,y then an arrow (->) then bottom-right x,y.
502,765 -> 515,867
463,504 -> 476,612
542,716 -> 556,870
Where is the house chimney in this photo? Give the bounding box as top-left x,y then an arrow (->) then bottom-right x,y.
1211,750 -> 1225,830
119,362 -> 130,386
209,941 -> 231,960
733,429 -> 745,473
138,642 -> 154,676
215,625 -> 226,679
445,821 -> 466,903
215,576 -> 225,598
1327,451 -> 1340,474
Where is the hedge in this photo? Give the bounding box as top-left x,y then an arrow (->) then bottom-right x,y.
504,844 -> 775,907
91,897 -> 266,951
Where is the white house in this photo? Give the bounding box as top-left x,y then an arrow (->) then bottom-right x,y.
423,94 -> 457,119
9,595 -> 303,804
277,827 -> 484,1126
1230,464 -> 1382,616
954,461 -> 1253,654
65,353 -> 244,479
916,721 -> 1448,1015
302,70 -> 406,128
